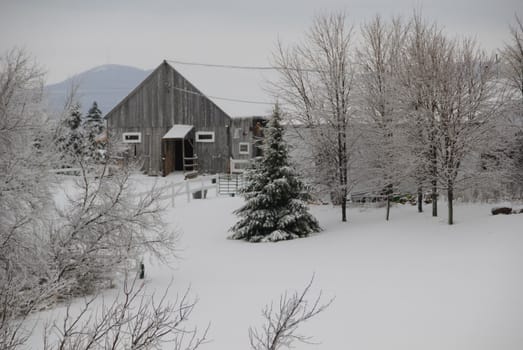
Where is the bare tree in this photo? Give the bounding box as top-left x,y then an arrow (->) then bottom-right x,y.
503,14 -> 523,102
0,48 -> 50,230
0,48 -> 57,348
399,13 -> 454,217
356,15 -> 411,220
1,48 -> 177,348
400,14 -> 504,224
501,14 -> 523,198
272,12 -> 358,222
43,277 -> 208,350
49,156 -> 177,296
435,39 -> 501,224
249,276 -> 333,350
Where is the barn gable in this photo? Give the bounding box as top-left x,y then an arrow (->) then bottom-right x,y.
106,60 -> 239,176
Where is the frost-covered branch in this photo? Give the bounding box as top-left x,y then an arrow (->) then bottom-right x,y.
43,277 -> 208,350
272,12 -> 359,222
249,276 -> 333,350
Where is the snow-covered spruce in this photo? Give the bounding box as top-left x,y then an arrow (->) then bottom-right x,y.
83,100 -> 106,160
229,105 -> 321,242
56,102 -> 86,165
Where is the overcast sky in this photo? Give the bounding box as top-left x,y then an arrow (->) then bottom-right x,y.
1,0 -> 521,115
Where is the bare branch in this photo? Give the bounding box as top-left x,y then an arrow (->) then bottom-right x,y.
44,277 -> 208,350
249,275 -> 334,350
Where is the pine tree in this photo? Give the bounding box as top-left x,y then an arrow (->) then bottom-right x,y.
66,102 -> 83,131
85,101 -> 104,137
65,102 -> 84,155
229,105 -> 321,242
84,101 -> 105,160
56,102 -> 85,164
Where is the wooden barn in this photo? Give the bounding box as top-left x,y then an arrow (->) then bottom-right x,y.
105,60 -> 266,176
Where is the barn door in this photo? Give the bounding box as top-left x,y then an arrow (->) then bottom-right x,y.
162,140 -> 174,176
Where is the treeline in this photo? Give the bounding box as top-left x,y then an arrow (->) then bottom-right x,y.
273,12 -> 523,225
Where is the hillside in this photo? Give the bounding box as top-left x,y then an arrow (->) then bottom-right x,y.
44,64 -> 151,117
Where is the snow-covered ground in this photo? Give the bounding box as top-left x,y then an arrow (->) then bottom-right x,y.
34,174 -> 523,349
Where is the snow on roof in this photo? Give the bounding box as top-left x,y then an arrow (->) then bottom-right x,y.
229,115 -> 270,119
162,124 -> 194,139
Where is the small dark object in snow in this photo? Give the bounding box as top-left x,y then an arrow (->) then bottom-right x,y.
518,208 -> 523,214
491,207 -> 512,215
139,262 -> 145,279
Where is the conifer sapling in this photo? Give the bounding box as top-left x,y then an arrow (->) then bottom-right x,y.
229,104 -> 321,242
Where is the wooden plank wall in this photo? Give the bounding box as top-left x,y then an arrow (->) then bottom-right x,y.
230,117 -> 268,159
106,61 -> 233,175
230,117 -> 256,160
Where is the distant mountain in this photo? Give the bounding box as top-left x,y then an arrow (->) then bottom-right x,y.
45,64 -> 151,118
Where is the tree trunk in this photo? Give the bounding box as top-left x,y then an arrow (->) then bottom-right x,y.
431,180 -> 438,217
341,196 -> 347,222
386,195 -> 391,221
417,186 -> 423,213
430,130 -> 438,217
448,186 -> 454,225
385,183 -> 393,221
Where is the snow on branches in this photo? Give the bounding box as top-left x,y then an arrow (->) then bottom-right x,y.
229,105 -> 320,242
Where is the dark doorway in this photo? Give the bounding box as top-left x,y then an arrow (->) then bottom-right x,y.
174,140 -> 183,170
163,138 -> 195,176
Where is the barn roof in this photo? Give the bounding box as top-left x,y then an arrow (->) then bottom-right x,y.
104,60 -> 233,121
162,124 -> 194,139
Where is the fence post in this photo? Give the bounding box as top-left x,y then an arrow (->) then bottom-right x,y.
171,182 -> 175,208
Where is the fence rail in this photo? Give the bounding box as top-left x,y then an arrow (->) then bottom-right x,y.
131,175 -> 221,207
53,170 -> 247,207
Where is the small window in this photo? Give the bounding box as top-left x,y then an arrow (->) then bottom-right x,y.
122,132 -> 141,143
233,128 -> 241,139
196,131 -> 215,143
239,142 -> 250,155
230,158 -> 251,173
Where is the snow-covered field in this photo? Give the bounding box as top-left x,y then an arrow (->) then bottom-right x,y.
35,174 -> 523,349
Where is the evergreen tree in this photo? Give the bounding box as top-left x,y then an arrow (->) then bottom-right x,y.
56,102 -> 85,164
65,102 -> 84,155
84,101 -> 105,160
85,101 -> 104,137
229,105 -> 321,242
66,102 -> 83,130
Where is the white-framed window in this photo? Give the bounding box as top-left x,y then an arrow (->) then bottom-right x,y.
239,142 -> 250,155
230,158 -> 251,173
196,131 -> 215,143
122,132 -> 141,143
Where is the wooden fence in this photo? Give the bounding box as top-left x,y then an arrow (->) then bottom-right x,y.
129,175 -> 218,207
129,173 -> 247,207
217,173 -> 245,195
51,169 -> 247,207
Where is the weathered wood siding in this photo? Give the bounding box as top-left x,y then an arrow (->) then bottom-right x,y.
229,117 -> 266,160
106,61 -> 232,175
